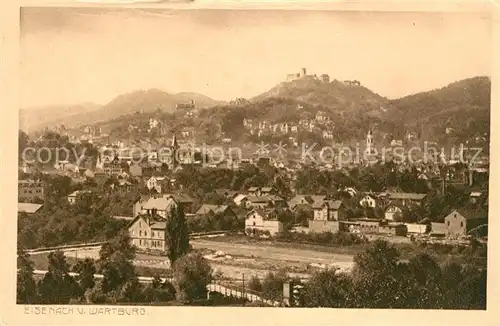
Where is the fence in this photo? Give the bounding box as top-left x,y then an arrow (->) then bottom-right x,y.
206,283 -> 280,306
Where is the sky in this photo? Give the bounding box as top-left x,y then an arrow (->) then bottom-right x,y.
20,8 -> 492,108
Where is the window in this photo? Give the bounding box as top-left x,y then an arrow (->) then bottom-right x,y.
447,221 -> 450,226
460,221 -> 464,228
139,230 -> 142,236
253,221 -> 256,226
145,231 -> 148,237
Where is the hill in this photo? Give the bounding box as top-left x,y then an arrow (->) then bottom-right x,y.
19,103 -> 102,133
19,89 -> 223,133
386,76 -> 490,143
101,89 -> 222,119
252,76 -> 390,117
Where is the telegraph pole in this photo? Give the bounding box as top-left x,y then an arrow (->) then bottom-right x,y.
242,273 -> 245,301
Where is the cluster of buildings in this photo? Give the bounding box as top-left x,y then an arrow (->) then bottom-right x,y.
123,177 -> 488,253
243,110 -> 335,140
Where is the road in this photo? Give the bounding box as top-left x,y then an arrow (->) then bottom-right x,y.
191,239 -> 355,269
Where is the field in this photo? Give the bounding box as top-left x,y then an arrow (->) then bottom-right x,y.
28,233 -> 486,282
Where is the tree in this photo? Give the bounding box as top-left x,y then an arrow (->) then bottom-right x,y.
350,240 -> 405,308
303,269 -> 353,307
173,252 -> 213,301
17,246 -> 37,303
404,253 -> 445,308
165,205 -> 190,265
96,232 -> 138,299
247,275 -> 263,292
261,269 -> 289,302
37,250 -> 79,304
143,276 -> 176,303
72,258 -> 96,295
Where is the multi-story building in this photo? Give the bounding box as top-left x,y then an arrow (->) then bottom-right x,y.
103,156 -> 125,176
309,200 -> 345,233
18,180 -> 44,202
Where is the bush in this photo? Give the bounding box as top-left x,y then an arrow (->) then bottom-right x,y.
173,252 -> 213,301
247,275 -> 263,292
261,270 -> 289,301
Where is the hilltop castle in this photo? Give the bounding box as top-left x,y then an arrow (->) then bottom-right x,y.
286,68 -> 330,83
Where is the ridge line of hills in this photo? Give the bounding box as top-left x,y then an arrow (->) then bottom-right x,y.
20,76 -> 490,144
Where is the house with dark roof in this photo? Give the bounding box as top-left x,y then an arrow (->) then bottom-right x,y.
196,204 -> 236,220
164,193 -> 194,212
247,194 -> 286,209
213,188 -> 239,199
312,200 -> 344,221
247,195 -> 270,209
288,194 -> 327,211
309,200 -> 345,233
444,208 -> 488,239
115,179 -> 134,194
248,187 -> 260,196
260,187 -> 276,195
288,195 -> 314,210
132,195 -> 178,218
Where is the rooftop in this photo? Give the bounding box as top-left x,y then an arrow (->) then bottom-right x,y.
196,204 -> 230,215
18,203 -> 43,214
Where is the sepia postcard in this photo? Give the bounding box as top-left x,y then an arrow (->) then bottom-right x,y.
1,0 -> 499,325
